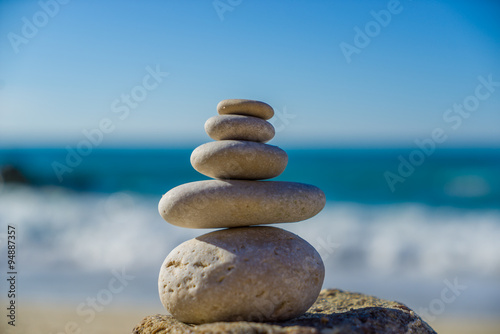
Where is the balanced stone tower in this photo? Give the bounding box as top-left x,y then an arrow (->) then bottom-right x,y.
158,99 -> 326,324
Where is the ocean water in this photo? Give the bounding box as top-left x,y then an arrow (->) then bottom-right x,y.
0,148 -> 499,318
1,147 -> 499,208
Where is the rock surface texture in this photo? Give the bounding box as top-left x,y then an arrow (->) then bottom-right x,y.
156,99 -> 325,324
158,180 -> 326,229
158,227 -> 324,324
133,289 -> 437,334
205,115 -> 275,142
190,140 -> 288,180
217,99 -> 274,119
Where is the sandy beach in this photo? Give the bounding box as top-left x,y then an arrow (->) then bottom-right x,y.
1,303 -> 159,334
2,303 -> 499,334
432,317 -> 500,334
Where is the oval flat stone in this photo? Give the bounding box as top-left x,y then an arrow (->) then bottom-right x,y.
190,140 -> 287,180
217,99 -> 274,120
158,226 -> 325,324
205,115 -> 275,143
158,180 -> 326,228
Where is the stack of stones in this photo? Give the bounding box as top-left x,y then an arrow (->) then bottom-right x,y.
157,99 -> 326,324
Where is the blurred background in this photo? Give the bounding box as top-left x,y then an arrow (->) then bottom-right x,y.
1,1 -> 499,333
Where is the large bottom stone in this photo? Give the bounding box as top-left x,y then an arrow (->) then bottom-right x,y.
133,289 -> 437,334
158,227 -> 324,324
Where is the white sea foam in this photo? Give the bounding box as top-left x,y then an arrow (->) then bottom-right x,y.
0,185 -> 499,315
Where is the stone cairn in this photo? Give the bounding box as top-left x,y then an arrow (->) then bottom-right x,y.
158,99 -> 326,324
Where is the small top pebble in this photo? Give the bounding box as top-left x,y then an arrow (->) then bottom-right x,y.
217,99 -> 274,120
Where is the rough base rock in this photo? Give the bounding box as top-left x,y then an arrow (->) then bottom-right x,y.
133,289 -> 437,334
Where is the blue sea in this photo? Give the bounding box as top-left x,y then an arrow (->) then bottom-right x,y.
0,147 -> 499,319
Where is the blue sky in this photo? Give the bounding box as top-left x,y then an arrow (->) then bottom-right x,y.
0,0 -> 499,147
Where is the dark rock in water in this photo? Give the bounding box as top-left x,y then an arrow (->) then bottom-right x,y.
132,289 -> 436,334
1,165 -> 28,184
